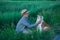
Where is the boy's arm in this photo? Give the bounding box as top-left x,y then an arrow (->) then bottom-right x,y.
22,20 -> 38,28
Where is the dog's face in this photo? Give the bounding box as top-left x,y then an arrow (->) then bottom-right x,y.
37,15 -> 43,20
36,15 -> 43,23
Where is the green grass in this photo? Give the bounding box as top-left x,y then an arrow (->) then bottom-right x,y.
0,27 -> 54,40
0,2 -> 60,40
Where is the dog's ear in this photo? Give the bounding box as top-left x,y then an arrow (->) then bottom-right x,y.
42,16 -> 44,20
36,15 -> 40,23
37,15 -> 40,19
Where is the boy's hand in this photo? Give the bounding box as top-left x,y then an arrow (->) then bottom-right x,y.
36,21 -> 41,25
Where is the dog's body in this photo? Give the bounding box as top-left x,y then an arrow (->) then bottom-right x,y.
36,15 -> 50,32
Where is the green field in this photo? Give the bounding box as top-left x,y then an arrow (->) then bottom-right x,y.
0,1 -> 60,40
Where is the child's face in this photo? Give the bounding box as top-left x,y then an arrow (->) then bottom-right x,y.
24,12 -> 28,17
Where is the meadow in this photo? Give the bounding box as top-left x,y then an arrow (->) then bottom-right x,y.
0,1 -> 60,40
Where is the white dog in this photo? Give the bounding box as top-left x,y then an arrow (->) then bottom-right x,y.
36,15 -> 50,32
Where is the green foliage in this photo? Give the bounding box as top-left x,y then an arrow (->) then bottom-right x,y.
0,1 -> 60,12
0,2 -> 60,40
0,0 -> 60,1
0,27 -> 54,40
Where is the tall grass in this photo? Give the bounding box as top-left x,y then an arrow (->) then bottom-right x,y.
0,2 -> 60,40
0,27 -> 54,40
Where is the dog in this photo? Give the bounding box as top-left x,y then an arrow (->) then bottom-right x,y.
36,15 -> 50,32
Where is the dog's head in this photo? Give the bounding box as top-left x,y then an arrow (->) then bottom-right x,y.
36,15 -> 44,23
37,15 -> 43,20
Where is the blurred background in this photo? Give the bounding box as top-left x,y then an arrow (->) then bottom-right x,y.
0,1 -> 60,40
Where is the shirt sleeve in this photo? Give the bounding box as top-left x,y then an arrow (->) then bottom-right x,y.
22,19 -> 37,28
